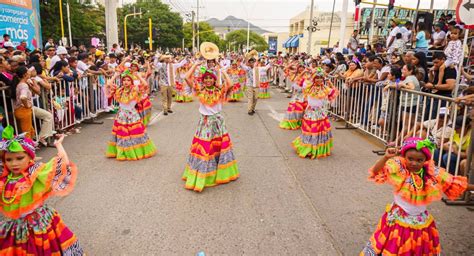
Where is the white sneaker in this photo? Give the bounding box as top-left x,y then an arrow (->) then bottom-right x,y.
89,112 -> 97,118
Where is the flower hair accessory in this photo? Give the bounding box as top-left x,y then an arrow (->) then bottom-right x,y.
0,126 -> 37,159
416,137 -> 436,153
121,69 -> 132,78
400,137 -> 436,161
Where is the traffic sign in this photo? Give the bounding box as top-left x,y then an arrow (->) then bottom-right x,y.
456,0 -> 474,29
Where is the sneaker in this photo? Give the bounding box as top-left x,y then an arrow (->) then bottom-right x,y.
168,110 -> 173,113
352,123 -> 362,128
89,112 -> 97,118
248,111 -> 254,115
164,112 -> 168,116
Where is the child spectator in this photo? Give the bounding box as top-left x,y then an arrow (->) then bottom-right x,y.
437,25 -> 463,88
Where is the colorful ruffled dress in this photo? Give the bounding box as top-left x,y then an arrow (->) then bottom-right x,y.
0,157 -> 83,255
134,76 -> 153,126
182,84 -> 239,192
106,84 -> 157,160
226,68 -> 246,101
175,65 -> 193,103
279,74 -> 307,130
361,157 -> 467,255
292,77 -> 338,159
258,66 -> 271,99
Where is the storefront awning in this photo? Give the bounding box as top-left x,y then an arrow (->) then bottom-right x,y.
282,36 -> 293,48
290,35 -> 300,48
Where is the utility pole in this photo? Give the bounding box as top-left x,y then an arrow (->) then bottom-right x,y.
105,0 -> 119,52
327,0 -> 336,47
66,2 -> 72,46
338,0 -> 349,53
59,0 -> 65,44
197,0 -> 200,48
246,21 -> 250,51
192,11 -> 196,53
306,0 -> 315,54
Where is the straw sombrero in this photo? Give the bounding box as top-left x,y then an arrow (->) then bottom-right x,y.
200,42 -> 219,60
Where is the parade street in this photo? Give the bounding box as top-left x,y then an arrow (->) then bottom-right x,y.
40,87 -> 473,255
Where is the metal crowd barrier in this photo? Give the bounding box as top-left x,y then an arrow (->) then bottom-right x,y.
329,77 -> 473,205
0,75 -> 115,144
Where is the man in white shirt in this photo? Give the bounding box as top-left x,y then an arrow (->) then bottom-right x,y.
347,30 -> 359,55
431,23 -> 446,50
241,57 -> 258,115
154,54 -> 188,115
76,53 -> 90,76
386,19 -> 401,53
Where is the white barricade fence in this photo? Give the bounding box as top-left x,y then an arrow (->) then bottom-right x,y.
0,75 -> 119,143
329,77 -> 472,178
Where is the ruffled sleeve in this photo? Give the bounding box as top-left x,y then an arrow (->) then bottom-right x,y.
0,156 -> 77,219
368,157 -> 407,189
434,167 -> 468,200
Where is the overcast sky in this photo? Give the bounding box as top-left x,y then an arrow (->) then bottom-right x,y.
123,0 -> 452,32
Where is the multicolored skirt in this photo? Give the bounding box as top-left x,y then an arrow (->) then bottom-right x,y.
279,94 -> 307,130
361,204 -> 441,255
258,82 -> 270,99
292,106 -> 333,159
182,112 -> 239,192
136,97 -> 152,126
229,83 -> 244,101
106,107 -> 156,161
0,205 -> 83,255
174,82 -> 193,103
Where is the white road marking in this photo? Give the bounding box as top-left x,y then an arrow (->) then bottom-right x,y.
265,103 -> 284,122
148,102 -> 176,126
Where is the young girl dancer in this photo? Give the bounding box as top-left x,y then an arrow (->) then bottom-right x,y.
292,68 -> 338,159
182,59 -> 239,192
361,137 -> 469,255
106,70 -> 156,161
257,58 -> 272,99
174,61 -> 193,103
131,61 -> 153,126
0,126 -> 83,255
226,61 -> 246,102
279,64 -> 307,130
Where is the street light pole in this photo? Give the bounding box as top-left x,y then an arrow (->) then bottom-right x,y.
246,20 -> 250,51
59,0 -> 65,41
192,11 -> 196,53
197,0 -> 200,48
124,11 -> 142,51
148,18 -> 153,51
307,0 -> 315,54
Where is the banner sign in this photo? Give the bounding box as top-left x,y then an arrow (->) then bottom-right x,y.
0,0 -> 42,49
268,36 -> 277,54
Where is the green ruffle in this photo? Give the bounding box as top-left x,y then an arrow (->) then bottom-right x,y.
258,92 -> 271,99
230,92 -> 244,100
292,137 -> 333,159
182,162 -> 239,192
175,95 -> 193,102
279,119 -> 301,130
106,140 -> 156,161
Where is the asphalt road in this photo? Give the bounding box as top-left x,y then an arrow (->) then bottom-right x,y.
39,86 -> 473,255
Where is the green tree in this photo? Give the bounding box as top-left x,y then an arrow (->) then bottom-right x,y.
119,0 -> 183,50
225,29 -> 268,52
183,22 -> 226,51
40,0 -> 105,46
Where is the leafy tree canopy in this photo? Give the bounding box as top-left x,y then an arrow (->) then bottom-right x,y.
225,29 -> 268,52
183,22 -> 226,51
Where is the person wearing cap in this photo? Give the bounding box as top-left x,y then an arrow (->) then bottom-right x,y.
430,22 -> 446,50
361,137 -> 468,255
433,116 -> 472,174
49,46 -> 68,74
3,41 -> 15,54
404,107 -> 454,145
154,54 -> 188,115
15,41 -> 27,52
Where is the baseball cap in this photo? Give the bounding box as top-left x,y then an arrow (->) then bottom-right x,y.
3,42 -> 14,48
56,46 -> 67,55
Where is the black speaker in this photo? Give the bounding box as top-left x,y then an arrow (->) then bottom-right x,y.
416,12 -> 434,31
